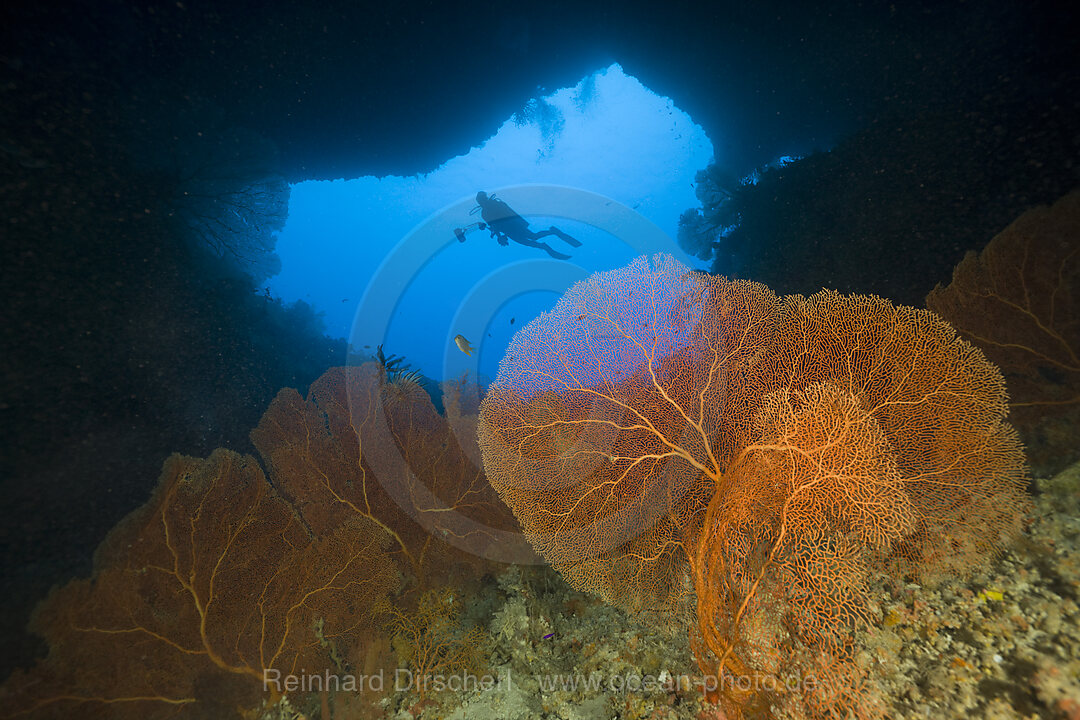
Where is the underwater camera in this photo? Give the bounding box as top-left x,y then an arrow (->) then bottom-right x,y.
454,227 -> 467,243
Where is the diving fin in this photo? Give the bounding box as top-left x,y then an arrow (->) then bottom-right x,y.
550,227 -> 582,247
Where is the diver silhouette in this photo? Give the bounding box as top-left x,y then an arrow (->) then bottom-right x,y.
454,191 -> 581,260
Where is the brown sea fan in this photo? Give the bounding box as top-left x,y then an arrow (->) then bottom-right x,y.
0,450 -> 397,719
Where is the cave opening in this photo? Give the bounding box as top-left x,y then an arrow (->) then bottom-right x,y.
267,63 -> 714,383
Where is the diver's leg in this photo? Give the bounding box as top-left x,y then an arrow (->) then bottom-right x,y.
512,237 -> 571,260
549,226 -> 581,247
525,227 -> 582,247
540,245 -> 571,260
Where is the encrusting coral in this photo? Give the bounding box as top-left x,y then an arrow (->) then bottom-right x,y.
478,253 -> 1031,718
927,189 -> 1080,474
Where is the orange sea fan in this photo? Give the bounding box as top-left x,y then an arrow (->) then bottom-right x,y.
478,253 -> 1030,718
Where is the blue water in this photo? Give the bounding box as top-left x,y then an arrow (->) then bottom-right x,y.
268,64 -> 714,384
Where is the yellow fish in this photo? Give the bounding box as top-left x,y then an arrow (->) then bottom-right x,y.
453,334 -> 474,356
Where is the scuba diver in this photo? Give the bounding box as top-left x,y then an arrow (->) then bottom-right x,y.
453,191 -> 582,260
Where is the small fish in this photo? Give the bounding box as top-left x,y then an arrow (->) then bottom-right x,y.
453,334 -> 474,356
510,317 -> 515,324
542,633 -> 554,640
978,589 -> 1004,602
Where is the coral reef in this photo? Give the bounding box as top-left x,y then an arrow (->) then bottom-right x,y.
478,253 -> 1030,718
387,459 -> 1079,720
927,190 -> 1080,474
861,459 -> 1080,719
0,450 -> 397,719
373,565 -> 707,720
